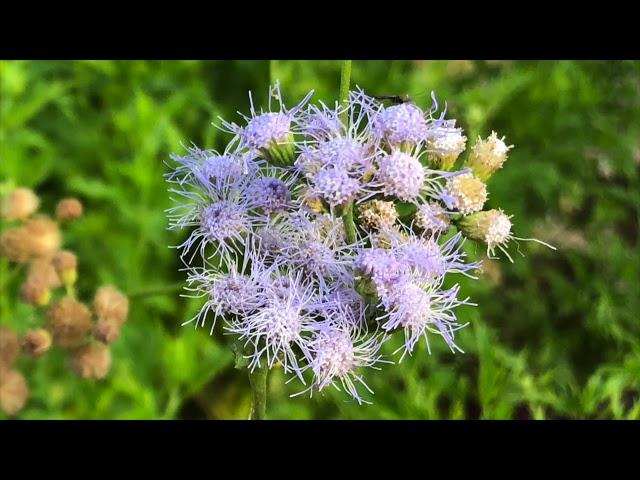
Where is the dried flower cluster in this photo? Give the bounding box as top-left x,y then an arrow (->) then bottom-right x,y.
0,189 -> 129,416
167,83 -> 554,404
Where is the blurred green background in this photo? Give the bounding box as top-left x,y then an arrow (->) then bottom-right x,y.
1,60 -> 639,419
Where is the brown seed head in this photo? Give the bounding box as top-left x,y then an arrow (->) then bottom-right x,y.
93,318 -> 122,344
71,343 -> 111,380
0,367 -> 29,416
23,217 -> 62,259
0,327 -> 20,367
94,286 -> 129,326
21,329 -> 53,358
28,258 -> 62,289
20,278 -> 51,307
0,227 -> 32,263
56,198 -> 83,222
46,297 -> 92,348
1,188 -> 40,221
52,250 -> 78,287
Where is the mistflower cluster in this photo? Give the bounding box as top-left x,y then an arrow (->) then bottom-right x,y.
167,82 -> 554,408
0,188 -> 129,417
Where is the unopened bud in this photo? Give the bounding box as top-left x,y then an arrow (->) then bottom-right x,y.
465,131 -> 513,181
459,209 -> 512,250
444,172 -> 487,215
1,188 -> 40,221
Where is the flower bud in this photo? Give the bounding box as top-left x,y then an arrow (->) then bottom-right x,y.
52,250 -> 78,288
1,188 -> 40,221
46,297 -> 92,348
94,286 -> 129,326
458,209 -> 512,250
465,131 -> 513,181
23,217 -> 62,259
21,279 -> 51,307
0,327 -> 20,367
0,367 -> 29,416
71,343 -> 111,380
358,200 -> 398,231
443,172 -> 487,215
21,329 -> 52,357
56,198 -> 84,222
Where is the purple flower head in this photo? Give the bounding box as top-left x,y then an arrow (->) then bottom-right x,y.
373,103 -> 429,148
298,322 -> 387,404
378,279 -> 472,359
390,230 -> 480,283
272,211 -> 356,287
228,270 -> 319,380
355,248 -> 404,297
298,101 -> 345,142
375,151 -> 426,202
182,241 -> 276,334
319,283 -> 368,332
218,82 -> 314,155
310,166 -> 361,208
167,174 -> 257,267
247,175 -> 293,215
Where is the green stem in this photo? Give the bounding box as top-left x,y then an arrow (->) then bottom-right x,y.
270,60 -> 278,85
339,60 -> 352,123
248,363 -> 268,420
342,203 -> 357,244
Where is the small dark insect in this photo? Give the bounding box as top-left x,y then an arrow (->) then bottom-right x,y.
373,94 -> 414,105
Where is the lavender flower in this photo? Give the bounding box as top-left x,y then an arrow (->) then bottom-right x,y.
166,81 -> 554,408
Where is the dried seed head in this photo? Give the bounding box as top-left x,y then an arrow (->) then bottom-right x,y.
443,173 -> 487,215
46,297 -> 92,348
71,343 -> 111,380
466,131 -> 513,181
23,217 -> 62,259
52,250 -> 78,287
93,318 -> 122,344
21,329 -> 52,358
94,286 -> 129,326
358,200 -> 398,231
0,367 -> 29,416
0,227 -> 32,263
56,198 -> 84,222
0,327 -> 20,367
20,278 -> 51,307
27,258 -> 61,289
1,188 -> 40,221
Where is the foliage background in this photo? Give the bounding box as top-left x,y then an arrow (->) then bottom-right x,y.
1,60 -> 639,419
